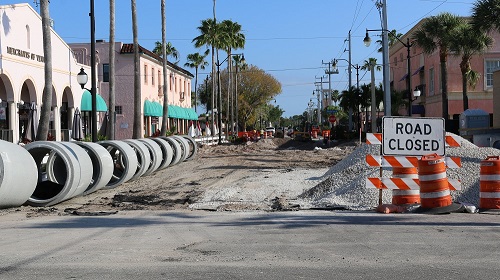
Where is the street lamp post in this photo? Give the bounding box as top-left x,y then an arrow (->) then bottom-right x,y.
76,0 -> 97,142
215,53 -> 244,144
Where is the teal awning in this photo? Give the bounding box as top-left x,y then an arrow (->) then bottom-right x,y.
144,100 -> 163,117
167,105 -> 198,120
81,90 -> 108,112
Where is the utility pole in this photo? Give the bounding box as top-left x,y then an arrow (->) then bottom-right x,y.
322,60 -> 339,107
315,76 -> 328,124
347,30 -> 353,132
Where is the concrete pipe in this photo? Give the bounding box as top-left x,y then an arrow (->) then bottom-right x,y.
138,138 -> 162,176
180,135 -> 198,161
24,141 -> 93,207
122,139 -> 151,180
170,135 -> 190,162
98,140 -> 138,189
0,140 -> 38,209
73,141 -> 114,195
159,136 -> 182,166
150,137 -> 173,170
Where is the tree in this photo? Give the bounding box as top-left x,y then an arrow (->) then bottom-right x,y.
472,0 -> 500,33
131,0 -> 142,139
219,20 -> 245,134
361,58 -> 381,72
413,12 -> 462,119
203,65 -> 281,131
107,0 -> 116,140
193,18 -> 219,131
153,41 -> 179,63
160,0 -> 169,136
36,0 -> 52,141
184,50 -> 209,113
376,29 -> 403,53
450,20 -> 493,110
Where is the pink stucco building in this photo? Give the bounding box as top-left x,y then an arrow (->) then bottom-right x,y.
69,41 -> 195,139
390,18 -> 500,119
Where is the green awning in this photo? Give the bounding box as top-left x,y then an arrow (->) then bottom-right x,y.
81,90 -> 108,112
144,100 -> 163,117
166,105 -> 198,120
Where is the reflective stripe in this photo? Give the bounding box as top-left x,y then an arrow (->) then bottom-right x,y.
480,192 -> 500,199
393,190 -> 420,195
480,174 -> 500,181
420,190 -> 450,198
419,172 -> 446,182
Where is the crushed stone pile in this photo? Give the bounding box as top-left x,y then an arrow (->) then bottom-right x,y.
299,133 -> 500,210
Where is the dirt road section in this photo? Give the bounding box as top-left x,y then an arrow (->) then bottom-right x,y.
1,138 -> 357,218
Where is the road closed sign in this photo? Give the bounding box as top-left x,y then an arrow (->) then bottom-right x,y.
382,117 -> 445,156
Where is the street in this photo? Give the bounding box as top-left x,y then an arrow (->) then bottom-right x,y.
0,210 -> 499,279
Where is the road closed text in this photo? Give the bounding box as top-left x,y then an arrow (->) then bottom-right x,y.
382,117 -> 445,156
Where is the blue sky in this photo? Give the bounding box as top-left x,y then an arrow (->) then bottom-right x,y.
17,0 -> 476,117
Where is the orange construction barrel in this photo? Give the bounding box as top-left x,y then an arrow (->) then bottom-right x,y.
392,167 -> 420,205
480,156 -> 500,210
418,153 -> 452,209
311,131 -> 318,138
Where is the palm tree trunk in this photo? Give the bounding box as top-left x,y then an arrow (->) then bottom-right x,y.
440,56 -> 449,119
194,67 -> 198,113
160,0 -> 169,136
462,72 -> 469,111
36,0 -> 52,141
131,0 -> 142,139
108,0 -> 116,140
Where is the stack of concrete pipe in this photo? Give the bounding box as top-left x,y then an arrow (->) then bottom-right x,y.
0,135 -> 197,209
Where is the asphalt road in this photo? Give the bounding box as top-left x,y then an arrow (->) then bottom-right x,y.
1,210 -> 499,279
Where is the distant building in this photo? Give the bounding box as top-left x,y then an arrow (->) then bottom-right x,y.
390,18 -> 500,120
69,41 -> 195,139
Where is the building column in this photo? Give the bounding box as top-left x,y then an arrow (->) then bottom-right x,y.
9,102 -> 18,143
53,106 -> 61,141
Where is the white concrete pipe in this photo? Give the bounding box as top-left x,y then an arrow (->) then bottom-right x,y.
24,141 -> 93,207
137,138 -> 162,176
170,135 -> 190,162
0,140 -> 38,209
180,135 -> 198,161
73,141 -> 114,195
98,140 -> 138,189
150,137 -> 173,170
122,139 -> 151,181
159,136 -> 182,166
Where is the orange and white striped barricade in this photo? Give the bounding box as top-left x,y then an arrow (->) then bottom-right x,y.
480,156 -> 500,211
365,155 -> 461,168
392,167 -> 420,205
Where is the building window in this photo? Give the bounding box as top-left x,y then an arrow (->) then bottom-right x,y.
393,57 -> 397,66
103,64 -> 109,82
486,60 -> 500,87
144,64 -> 148,84
26,25 -> 30,49
115,105 -> 123,115
399,53 -> 403,62
429,68 -> 435,96
152,67 -> 155,85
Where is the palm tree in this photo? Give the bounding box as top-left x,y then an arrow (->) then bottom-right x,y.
36,0 -> 52,141
153,41 -> 179,63
450,20 -> 493,110
361,58 -> 381,132
232,54 -> 247,134
376,29 -> 402,53
193,18 -> 219,132
184,50 -> 210,113
107,0 -> 116,140
160,0 -> 169,136
131,0 -> 142,139
361,58 -> 381,72
413,12 -> 462,119
219,20 -> 245,135
472,0 -> 500,33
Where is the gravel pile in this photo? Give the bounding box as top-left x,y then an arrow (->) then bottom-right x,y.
299,133 -> 500,210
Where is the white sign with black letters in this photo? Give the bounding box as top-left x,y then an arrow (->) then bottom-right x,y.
382,117 -> 445,156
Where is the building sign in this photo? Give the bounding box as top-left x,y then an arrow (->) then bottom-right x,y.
6,46 -> 44,62
382,117 -> 445,156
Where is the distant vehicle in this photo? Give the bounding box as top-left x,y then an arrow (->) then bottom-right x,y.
266,127 -> 276,135
287,128 -> 294,137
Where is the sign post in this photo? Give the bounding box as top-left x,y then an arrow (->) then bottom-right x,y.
382,117 -> 445,156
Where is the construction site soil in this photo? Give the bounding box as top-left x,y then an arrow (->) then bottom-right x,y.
1,138 -> 358,218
